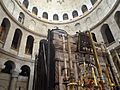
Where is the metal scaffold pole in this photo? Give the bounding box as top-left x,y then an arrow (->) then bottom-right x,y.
87,31 -> 105,89
101,43 -> 120,89
100,43 -> 115,88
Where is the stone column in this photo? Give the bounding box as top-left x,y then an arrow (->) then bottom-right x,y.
28,63 -> 34,90
31,38 -> 39,60
114,49 -> 120,65
9,71 -> 19,90
113,49 -> 120,82
106,48 -> 120,85
3,25 -> 15,51
18,33 -> 27,57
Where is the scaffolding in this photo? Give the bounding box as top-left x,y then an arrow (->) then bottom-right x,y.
33,29 -> 120,90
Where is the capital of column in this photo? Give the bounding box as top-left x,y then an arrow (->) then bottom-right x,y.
11,70 -> 19,78
9,70 -> 20,90
0,63 -> 4,72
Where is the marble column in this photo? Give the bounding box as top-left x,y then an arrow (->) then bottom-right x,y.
9,71 -> 19,90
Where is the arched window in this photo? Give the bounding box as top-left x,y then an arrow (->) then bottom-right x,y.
75,23 -> 80,30
53,14 -> 59,21
63,13 -> 68,20
72,10 -> 78,18
23,0 -> 29,8
91,33 -> 97,42
42,12 -> 48,19
101,24 -> 115,45
32,7 -> 38,15
19,65 -> 30,77
114,11 -> 120,29
18,12 -> 25,24
11,29 -> 22,50
0,18 -> 10,42
90,0 -> 97,5
81,5 -> 88,13
1,60 -> 15,74
25,35 -> 34,55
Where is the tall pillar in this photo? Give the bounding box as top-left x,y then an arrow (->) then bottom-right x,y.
3,26 -> 15,51
87,31 -> 104,82
106,48 -> 120,86
9,71 -> 19,90
28,63 -> 34,90
31,38 -> 40,60
114,49 -> 120,65
18,33 -> 27,57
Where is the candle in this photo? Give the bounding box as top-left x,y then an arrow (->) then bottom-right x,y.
92,67 -> 98,86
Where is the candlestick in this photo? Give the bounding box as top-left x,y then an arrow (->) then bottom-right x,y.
92,67 -> 98,86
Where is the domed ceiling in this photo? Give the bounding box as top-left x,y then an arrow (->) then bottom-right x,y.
28,0 -> 96,20
31,0 -> 88,13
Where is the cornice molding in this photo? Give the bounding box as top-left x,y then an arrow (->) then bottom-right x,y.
0,48 -> 35,63
14,0 -> 102,24
90,0 -> 120,31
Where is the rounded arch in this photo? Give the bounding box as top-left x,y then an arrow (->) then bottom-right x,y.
63,13 -> 68,20
53,14 -> 59,21
0,18 -> 11,42
114,11 -> 120,29
91,33 -> 97,42
75,23 -> 81,31
25,35 -> 34,55
81,5 -> 88,13
90,0 -> 97,5
72,10 -> 78,18
86,17 -> 91,26
42,12 -> 48,19
23,0 -> 29,8
8,0 -> 15,14
11,29 -> 22,50
1,60 -> 15,74
101,24 -> 115,45
18,12 -> 25,24
32,7 -> 38,15
96,8 -> 102,19
29,20 -> 36,31
19,65 -> 30,76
